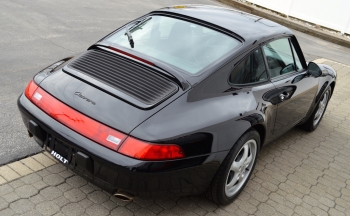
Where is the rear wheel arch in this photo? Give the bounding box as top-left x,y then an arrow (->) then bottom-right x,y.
224,123 -> 265,152
236,113 -> 266,149
252,124 -> 266,149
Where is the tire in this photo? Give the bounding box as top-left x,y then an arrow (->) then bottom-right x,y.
207,129 -> 260,205
300,87 -> 331,132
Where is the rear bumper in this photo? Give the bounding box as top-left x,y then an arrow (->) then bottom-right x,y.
17,93 -> 225,198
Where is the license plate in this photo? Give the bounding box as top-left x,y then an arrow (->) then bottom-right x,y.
50,150 -> 69,164
45,136 -> 71,165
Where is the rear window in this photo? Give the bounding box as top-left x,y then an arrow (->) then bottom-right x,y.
105,15 -> 241,75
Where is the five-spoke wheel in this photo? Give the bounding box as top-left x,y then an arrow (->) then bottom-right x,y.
225,139 -> 257,197
207,129 -> 260,205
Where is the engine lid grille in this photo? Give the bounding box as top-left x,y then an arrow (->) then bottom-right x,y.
68,50 -> 178,105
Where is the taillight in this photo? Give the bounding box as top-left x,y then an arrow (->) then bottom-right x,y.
23,80 -> 185,161
25,80 -> 39,100
24,81 -> 127,151
118,137 -> 185,160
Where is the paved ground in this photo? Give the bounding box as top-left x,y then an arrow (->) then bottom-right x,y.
1,0 -> 350,165
1,0 -> 350,215
1,58 -> 350,215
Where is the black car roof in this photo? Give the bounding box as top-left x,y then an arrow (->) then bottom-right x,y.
156,5 -> 292,44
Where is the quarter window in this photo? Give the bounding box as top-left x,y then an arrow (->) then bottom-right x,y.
263,38 -> 296,78
291,42 -> 303,71
229,49 -> 267,84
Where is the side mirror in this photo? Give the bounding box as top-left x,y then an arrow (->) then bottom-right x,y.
307,62 -> 322,77
280,63 -> 295,75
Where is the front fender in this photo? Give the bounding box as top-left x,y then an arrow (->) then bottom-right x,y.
300,63 -> 336,125
316,63 -> 337,103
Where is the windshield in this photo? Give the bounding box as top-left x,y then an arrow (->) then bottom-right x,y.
105,15 -> 241,75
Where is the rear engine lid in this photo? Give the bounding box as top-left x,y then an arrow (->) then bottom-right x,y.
65,49 -> 178,108
38,51 -> 184,134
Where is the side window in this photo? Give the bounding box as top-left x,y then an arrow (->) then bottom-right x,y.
263,38 -> 296,78
229,49 -> 268,84
291,42 -> 303,71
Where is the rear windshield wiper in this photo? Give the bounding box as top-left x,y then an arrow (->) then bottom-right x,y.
125,16 -> 152,49
125,28 -> 134,48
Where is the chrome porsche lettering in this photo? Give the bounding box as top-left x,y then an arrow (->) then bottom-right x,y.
51,150 -> 68,164
74,92 -> 96,105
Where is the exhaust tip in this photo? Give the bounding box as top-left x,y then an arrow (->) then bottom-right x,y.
114,190 -> 135,202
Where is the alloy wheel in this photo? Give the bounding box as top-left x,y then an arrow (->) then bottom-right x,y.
225,139 -> 257,197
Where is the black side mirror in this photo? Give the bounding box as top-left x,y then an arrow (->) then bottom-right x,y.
307,62 -> 322,77
280,63 -> 295,75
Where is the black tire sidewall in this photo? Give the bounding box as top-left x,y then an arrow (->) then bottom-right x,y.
216,129 -> 260,205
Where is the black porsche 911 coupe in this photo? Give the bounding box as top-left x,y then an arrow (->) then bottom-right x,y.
18,5 -> 336,205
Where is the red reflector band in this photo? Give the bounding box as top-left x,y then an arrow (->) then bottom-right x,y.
118,137 -> 185,160
26,82 -> 126,151
24,80 -> 185,161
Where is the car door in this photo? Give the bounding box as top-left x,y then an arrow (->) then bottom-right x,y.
229,48 -> 277,141
262,37 -> 319,136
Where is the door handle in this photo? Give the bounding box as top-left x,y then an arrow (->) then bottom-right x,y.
279,92 -> 290,101
263,86 -> 296,105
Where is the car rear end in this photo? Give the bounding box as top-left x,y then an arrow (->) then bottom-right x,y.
17,47 -> 220,198
17,6 -> 249,198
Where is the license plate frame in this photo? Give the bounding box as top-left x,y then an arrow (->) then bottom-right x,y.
45,135 -> 73,166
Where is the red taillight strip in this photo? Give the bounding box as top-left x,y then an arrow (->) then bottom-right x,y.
118,137 -> 185,160
25,80 -> 38,100
25,81 -> 127,151
108,46 -> 155,66
24,80 -> 185,160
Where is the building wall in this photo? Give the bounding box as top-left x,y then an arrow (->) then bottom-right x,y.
248,0 -> 350,34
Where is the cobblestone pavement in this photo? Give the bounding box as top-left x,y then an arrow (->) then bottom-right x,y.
1,58 -> 349,215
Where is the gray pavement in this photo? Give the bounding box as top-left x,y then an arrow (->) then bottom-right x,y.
293,30 -> 350,65
0,0 -> 349,165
